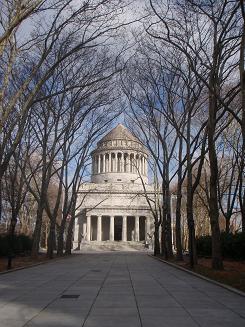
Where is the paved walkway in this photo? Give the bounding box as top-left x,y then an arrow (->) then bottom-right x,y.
0,253 -> 244,327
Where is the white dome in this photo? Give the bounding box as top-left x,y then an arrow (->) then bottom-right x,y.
91,124 -> 148,184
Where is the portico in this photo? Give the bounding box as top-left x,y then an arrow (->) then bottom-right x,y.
84,214 -> 151,242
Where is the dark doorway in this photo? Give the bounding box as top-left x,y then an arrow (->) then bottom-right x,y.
102,216 -> 110,241
127,216 -> 135,241
91,216 -> 97,241
114,217 -> 122,241
139,217 -> 146,241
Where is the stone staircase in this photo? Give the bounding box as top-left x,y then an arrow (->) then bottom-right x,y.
73,241 -> 153,253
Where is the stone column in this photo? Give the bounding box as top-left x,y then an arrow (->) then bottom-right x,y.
97,216 -> 102,241
115,153 -> 118,172
82,221 -> 86,237
130,154 -> 133,173
109,152 -> 112,173
135,216 -> 140,241
103,154 -> 106,173
126,154 -> 130,173
121,153 -> 124,172
110,216 -> 114,241
98,155 -> 101,173
122,216 -> 127,241
134,154 -> 138,173
118,152 -> 121,172
94,157 -> 96,174
138,156 -> 142,175
145,217 -> 150,239
86,216 -> 91,241
132,153 -> 135,173
122,154 -> 125,172
73,217 -> 80,249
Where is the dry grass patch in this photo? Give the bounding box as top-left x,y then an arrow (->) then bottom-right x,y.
175,257 -> 245,292
0,254 -> 51,273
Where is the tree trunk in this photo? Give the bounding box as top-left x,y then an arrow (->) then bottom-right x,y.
65,215 -> 75,255
240,4 -> 245,233
175,137 -> 183,260
31,204 -> 44,258
162,183 -> 173,258
7,211 -> 18,269
241,192 -> 245,233
186,109 -> 197,268
166,190 -> 173,258
47,218 -> 56,259
154,223 -> 160,256
175,193 -> 183,260
208,89 -> 223,270
225,217 -> 230,234
186,191 -> 197,267
160,220 -> 167,258
57,218 -> 66,256
0,178 -> 2,222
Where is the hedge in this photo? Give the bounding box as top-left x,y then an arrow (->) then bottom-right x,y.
0,234 -> 33,256
196,232 -> 245,260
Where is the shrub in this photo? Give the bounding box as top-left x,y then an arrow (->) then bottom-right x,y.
0,234 -> 33,256
196,232 -> 245,260
196,235 -> 212,257
0,235 -> 9,256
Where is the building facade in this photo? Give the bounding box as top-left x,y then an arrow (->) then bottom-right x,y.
73,124 -> 155,248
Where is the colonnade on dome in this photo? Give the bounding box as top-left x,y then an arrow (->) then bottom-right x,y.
92,152 -> 147,176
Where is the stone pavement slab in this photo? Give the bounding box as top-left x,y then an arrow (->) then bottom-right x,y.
0,252 -> 244,327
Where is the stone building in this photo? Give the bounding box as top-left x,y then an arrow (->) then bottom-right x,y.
73,124 -> 156,248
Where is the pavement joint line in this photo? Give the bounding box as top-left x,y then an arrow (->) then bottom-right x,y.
81,255 -> 115,327
125,253 -> 143,327
149,254 -> 245,298
0,253 -> 78,275
22,267 -> 91,327
146,260 -> 202,327
1,253 -> 245,326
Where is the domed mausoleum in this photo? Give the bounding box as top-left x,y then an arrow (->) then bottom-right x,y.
73,124 -> 155,248
91,124 -> 148,184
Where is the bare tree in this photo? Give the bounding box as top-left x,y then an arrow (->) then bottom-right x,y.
237,1 -> 245,232
0,0 -> 130,183
147,0 -> 242,270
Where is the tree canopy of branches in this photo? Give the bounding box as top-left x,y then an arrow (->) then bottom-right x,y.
1,0 -> 244,272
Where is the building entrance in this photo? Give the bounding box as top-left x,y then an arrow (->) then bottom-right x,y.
114,217 -> 122,241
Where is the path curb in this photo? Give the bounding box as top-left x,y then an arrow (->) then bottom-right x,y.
0,254 -> 75,276
149,254 -> 245,298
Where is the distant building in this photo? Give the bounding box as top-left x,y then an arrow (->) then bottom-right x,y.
73,124 -> 156,248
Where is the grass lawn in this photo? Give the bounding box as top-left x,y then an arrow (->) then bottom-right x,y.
0,253 -> 52,273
